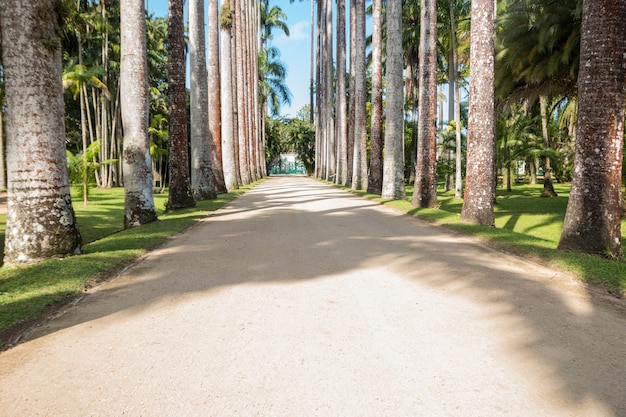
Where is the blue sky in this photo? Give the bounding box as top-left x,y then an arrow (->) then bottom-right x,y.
146,0 -> 314,117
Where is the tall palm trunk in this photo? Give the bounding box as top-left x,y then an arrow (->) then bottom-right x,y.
539,95 -> 558,197
345,0 -> 356,187
558,0 -> 626,258
351,0 -> 367,190
120,0 -> 157,228
233,0 -> 251,185
1,0 -> 82,264
335,0 -> 348,185
167,0 -> 195,209
381,0 -> 406,200
208,0 -> 227,193
0,97 -> 6,190
190,0 -> 217,201
459,0 -> 496,226
367,0 -> 383,194
412,0 -> 438,208
450,0 -> 463,199
309,0 -> 315,124
220,0 -> 238,191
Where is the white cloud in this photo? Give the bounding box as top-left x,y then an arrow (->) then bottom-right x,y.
273,20 -> 310,44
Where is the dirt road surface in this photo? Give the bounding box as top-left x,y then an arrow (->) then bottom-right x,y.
0,177 -> 624,416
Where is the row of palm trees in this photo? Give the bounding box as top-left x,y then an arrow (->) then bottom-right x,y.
308,0 -> 624,258
0,0 -> 285,264
0,0 -> 624,263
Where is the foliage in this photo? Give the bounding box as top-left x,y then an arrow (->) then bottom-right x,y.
265,111 -> 315,174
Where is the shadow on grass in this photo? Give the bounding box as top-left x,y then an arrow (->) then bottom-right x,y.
0,186 -> 253,344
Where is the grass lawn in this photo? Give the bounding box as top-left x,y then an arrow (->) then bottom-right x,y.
0,184 -> 256,347
1,179 -> 624,347
343,182 -> 626,298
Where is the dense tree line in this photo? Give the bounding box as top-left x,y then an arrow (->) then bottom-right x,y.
0,0 -> 268,264
304,0 -> 624,258
0,0 -> 624,264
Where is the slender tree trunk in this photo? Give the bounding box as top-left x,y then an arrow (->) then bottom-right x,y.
314,1 -> 322,178
1,0 -> 82,264
558,0 -> 626,258
367,0 -> 383,194
208,0 -> 227,193
167,0 -> 196,209
459,0 -> 496,226
451,0 -> 463,199
346,0 -> 355,187
0,98 -> 6,190
309,0 -> 315,124
220,0 -> 238,190
121,0 -> 157,228
190,0 -> 217,201
233,0 -> 251,185
351,0 -> 368,190
412,0 -> 438,208
323,0 -> 335,181
381,0 -> 406,200
335,0 -> 348,185
539,95 -> 558,197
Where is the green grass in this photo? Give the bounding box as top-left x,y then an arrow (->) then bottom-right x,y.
0,184 -> 257,346
341,182 -> 626,297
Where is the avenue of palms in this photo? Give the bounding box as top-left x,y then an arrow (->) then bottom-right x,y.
0,0 -> 624,264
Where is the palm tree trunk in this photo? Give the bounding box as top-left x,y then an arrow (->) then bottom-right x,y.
335,0 -> 348,185
120,0 -> 157,227
1,0 -> 82,264
351,0 -> 367,190
167,0 -> 196,208
367,0 -> 383,194
208,0 -> 227,193
459,0 -> 496,226
412,0 -> 438,208
220,0 -> 238,191
450,0 -> 463,199
539,95 -> 558,197
190,0 -> 217,201
381,0 -> 406,200
558,0 -> 626,257
0,105 -> 5,190
233,0 -> 251,185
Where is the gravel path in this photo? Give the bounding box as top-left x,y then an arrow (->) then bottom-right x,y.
0,176 -> 625,416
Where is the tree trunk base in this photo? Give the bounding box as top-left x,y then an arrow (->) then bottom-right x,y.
541,179 -> 558,197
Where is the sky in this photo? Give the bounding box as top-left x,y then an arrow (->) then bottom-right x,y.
146,0 -> 314,118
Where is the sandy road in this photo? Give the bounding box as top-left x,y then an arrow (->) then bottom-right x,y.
0,176 -> 624,416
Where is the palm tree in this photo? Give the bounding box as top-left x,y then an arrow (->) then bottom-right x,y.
62,63 -> 110,206
1,0 -> 82,264
412,0 -> 438,208
220,0 -> 238,191
381,0 -> 406,200
120,0 -> 157,228
189,0 -> 217,201
259,47 -> 292,117
233,0 -> 251,185
495,0 -> 580,103
208,0 -> 226,193
558,0 -> 626,258
367,0 -> 383,194
336,0 -> 348,185
459,0 -> 496,226
351,0 -> 368,190
167,0 -> 196,209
